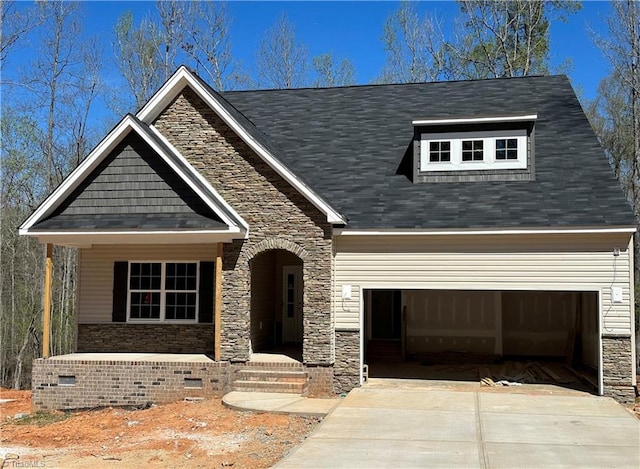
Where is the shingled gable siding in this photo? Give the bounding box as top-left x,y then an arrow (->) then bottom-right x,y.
152,89 -> 335,372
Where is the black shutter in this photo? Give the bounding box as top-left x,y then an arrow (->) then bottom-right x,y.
199,262 -> 214,323
112,261 -> 128,322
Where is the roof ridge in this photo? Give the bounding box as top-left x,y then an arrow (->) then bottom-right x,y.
221,74 -> 568,95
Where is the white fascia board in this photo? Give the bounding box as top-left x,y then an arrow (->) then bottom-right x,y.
334,226 -> 637,236
412,114 -> 538,126
147,124 -> 249,236
137,67 -> 347,225
20,114 -> 246,236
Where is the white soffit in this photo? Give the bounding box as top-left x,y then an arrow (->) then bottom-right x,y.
137,66 -> 347,225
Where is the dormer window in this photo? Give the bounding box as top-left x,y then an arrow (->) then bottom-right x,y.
429,141 -> 451,162
420,130 -> 527,172
496,138 -> 518,160
462,140 -> 484,161
412,114 -> 536,183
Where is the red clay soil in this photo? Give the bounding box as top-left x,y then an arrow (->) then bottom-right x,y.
0,389 -> 320,468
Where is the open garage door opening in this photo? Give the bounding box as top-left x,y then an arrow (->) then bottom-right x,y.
364,289 -> 599,393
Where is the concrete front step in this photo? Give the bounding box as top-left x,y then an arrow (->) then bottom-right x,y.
232,365 -> 309,394
232,380 -> 307,394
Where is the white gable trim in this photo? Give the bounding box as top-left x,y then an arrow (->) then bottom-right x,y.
19,115 -> 248,237
137,66 -> 347,225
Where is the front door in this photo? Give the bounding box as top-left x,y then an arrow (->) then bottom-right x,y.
282,265 -> 303,343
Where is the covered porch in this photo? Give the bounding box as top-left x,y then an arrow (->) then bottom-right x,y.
18,114 -> 252,363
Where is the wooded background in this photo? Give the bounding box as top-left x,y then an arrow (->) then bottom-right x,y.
1,0 -> 638,389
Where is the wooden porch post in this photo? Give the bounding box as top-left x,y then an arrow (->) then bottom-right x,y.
43,243 -> 53,358
214,242 -> 223,361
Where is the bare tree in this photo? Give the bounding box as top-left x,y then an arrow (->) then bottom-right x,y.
448,0 -> 581,79
313,53 -> 356,87
180,1 -> 240,90
256,13 -> 309,89
155,0 -> 185,82
0,0 -> 42,65
379,1 -> 580,83
379,1 -> 448,83
113,10 -> 164,110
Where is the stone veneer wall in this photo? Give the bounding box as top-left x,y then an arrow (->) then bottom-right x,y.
153,88 -> 335,366
602,335 -> 636,404
77,324 -> 215,354
334,330 -> 361,394
32,358 -> 228,411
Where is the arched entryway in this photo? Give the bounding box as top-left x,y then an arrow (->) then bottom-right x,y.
250,249 -> 304,359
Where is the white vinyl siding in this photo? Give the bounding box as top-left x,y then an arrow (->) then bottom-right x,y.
333,233 -> 633,335
77,244 -> 215,323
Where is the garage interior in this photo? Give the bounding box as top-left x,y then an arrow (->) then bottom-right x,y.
364,289 -> 599,392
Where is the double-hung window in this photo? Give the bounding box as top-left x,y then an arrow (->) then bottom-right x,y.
128,262 -> 198,322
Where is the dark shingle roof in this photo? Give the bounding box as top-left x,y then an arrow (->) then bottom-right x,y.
222,75 -> 636,229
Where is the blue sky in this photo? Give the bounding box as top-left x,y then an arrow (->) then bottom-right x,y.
75,1 -> 614,95
6,1 -> 615,124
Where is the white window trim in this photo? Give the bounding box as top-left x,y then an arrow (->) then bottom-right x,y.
126,261 -> 200,323
420,129 -> 527,172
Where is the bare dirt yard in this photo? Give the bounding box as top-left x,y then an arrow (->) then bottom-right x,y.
0,389 -> 320,468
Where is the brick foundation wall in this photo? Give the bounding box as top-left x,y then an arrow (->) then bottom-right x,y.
334,330 -> 361,394
32,358 -> 229,411
602,335 -> 636,404
304,365 -> 335,397
77,324 -> 215,354
32,357 -> 339,410
153,89 -> 335,366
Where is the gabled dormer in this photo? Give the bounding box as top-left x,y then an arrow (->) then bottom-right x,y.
412,114 -> 537,183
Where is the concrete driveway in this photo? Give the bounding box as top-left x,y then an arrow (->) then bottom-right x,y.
276,383 -> 639,468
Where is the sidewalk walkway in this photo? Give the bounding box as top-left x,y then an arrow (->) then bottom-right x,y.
222,391 -> 341,417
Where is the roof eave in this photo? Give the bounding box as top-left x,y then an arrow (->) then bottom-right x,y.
334,226 -> 638,236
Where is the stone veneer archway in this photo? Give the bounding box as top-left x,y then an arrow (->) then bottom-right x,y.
249,246 -> 304,357
220,236 -> 334,368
